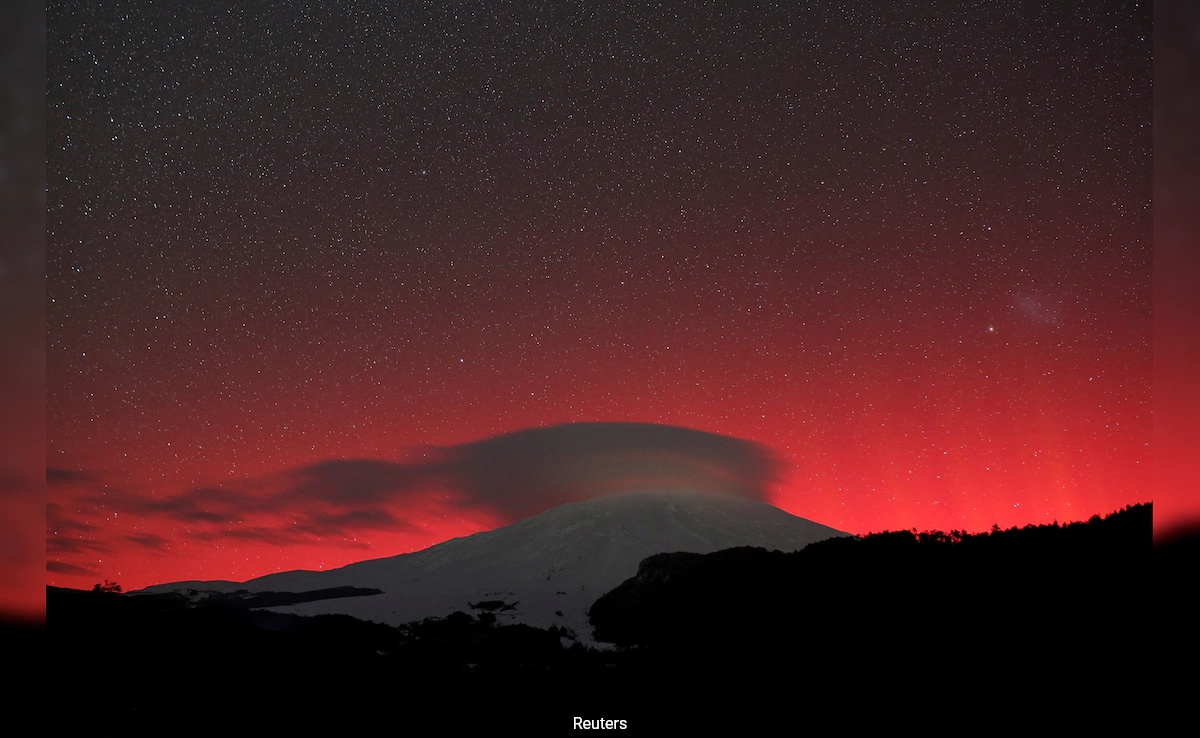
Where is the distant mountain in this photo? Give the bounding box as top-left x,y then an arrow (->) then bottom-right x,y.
138,489 -> 847,641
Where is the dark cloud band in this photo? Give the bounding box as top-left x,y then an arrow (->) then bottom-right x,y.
48,422 -> 783,551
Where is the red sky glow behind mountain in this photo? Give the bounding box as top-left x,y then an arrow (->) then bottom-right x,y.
48,2 -> 1151,592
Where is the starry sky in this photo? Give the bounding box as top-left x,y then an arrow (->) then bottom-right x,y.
46,1 -> 1152,591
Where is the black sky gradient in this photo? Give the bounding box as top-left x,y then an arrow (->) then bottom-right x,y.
1,0 -> 46,620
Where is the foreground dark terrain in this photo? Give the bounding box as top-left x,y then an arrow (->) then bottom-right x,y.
50,504 -> 1152,730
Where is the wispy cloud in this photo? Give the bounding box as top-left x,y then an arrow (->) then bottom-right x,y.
47,422 -> 782,576
47,560 -> 101,577
124,533 -> 172,550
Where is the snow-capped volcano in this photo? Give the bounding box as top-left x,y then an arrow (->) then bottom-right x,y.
139,489 -> 848,642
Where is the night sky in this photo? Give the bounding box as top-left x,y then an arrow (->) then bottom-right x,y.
47,2 -> 1151,591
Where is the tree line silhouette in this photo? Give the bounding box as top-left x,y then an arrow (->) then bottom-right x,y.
52,503 -> 1151,730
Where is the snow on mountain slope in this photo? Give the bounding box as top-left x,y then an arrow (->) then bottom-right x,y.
140,489 -> 848,642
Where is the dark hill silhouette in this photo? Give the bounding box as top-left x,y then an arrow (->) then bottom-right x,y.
586,503 -> 1151,727
50,503 -> 1151,730
590,502 -> 1151,646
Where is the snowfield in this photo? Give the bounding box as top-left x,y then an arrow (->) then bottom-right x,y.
138,488 -> 848,643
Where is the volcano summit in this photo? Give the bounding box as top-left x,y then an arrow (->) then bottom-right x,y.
140,488 -> 848,642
